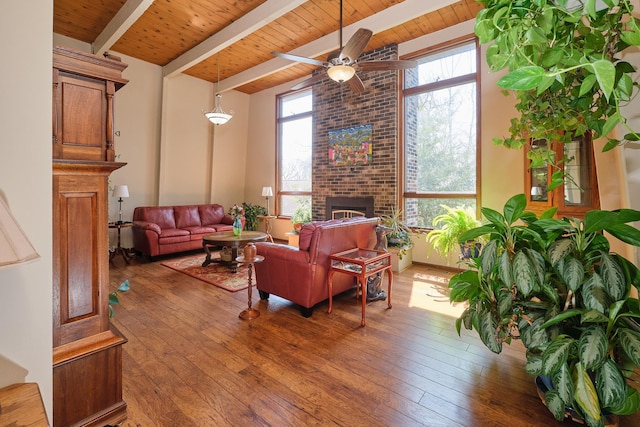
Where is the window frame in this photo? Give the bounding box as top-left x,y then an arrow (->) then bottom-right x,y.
276,88 -> 313,217
400,35 -> 482,228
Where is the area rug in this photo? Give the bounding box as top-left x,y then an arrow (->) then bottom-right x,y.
160,253 -> 254,292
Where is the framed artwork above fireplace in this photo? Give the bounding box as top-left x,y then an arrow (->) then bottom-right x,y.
328,124 -> 372,166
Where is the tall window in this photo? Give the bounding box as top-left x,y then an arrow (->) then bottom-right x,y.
403,38 -> 480,227
277,89 -> 313,216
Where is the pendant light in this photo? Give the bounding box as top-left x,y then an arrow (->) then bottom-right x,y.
204,54 -> 233,125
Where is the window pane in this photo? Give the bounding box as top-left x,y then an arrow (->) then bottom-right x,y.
280,91 -> 312,117
280,116 -> 312,192
405,82 -> 476,193
404,198 -> 476,228
405,42 -> 476,88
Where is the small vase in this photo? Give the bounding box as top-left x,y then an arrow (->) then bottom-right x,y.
233,217 -> 242,236
243,242 -> 256,261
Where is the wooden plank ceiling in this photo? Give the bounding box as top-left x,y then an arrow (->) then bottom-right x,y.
53,0 -> 483,94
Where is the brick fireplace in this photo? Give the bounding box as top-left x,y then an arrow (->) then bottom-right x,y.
311,44 -> 400,220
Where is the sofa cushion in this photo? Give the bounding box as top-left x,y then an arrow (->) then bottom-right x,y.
174,205 -> 201,229
138,207 -> 177,230
183,226 -> 216,238
199,204 -> 225,226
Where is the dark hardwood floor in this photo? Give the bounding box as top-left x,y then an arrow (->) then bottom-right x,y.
109,252 -> 640,427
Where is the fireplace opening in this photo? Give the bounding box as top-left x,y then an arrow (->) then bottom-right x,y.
325,196 -> 375,219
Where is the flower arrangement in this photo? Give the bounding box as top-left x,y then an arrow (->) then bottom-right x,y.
229,204 -> 244,219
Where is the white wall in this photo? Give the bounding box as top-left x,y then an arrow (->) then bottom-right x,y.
0,1 -> 53,422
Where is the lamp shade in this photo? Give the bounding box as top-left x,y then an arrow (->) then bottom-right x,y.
327,65 -> 356,83
261,187 -> 273,197
113,185 -> 129,198
0,197 -> 40,269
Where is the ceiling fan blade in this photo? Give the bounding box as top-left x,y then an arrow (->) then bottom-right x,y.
272,51 -> 326,67
290,73 -> 326,91
339,28 -> 373,63
347,73 -> 365,93
355,59 -> 418,71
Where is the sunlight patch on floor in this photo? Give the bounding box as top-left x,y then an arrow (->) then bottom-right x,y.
408,270 -> 467,318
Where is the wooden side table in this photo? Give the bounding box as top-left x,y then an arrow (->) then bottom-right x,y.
236,254 -> 264,320
257,215 -> 277,243
109,221 -> 133,265
328,248 -> 393,326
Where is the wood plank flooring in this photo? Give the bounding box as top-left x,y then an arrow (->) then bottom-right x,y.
109,252 -> 640,426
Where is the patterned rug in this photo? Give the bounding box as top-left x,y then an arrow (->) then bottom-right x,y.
160,253 -> 253,292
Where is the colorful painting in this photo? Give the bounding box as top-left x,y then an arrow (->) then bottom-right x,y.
328,124 -> 373,166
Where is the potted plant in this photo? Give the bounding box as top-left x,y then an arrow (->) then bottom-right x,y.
380,210 -> 413,261
426,205 -> 484,262
291,198 -> 312,232
109,279 -> 130,318
475,0 -> 640,185
242,202 -> 267,231
449,194 -> 640,426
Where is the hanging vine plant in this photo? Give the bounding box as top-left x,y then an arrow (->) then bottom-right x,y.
475,0 -> 640,187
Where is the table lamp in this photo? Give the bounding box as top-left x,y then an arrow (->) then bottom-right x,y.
261,187 -> 273,215
0,197 -> 40,269
113,185 -> 129,224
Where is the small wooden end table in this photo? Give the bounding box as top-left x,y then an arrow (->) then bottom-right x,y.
236,254 -> 264,320
257,215 -> 277,242
109,221 -> 133,265
328,248 -> 393,326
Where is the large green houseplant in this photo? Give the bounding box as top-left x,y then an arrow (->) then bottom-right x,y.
426,205 -> 483,261
449,194 -> 640,426
380,210 -> 413,260
475,0 -> 640,187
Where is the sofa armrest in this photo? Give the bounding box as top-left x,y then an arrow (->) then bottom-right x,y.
133,220 -> 161,234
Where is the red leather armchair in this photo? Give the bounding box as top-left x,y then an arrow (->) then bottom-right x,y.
254,216 -> 378,317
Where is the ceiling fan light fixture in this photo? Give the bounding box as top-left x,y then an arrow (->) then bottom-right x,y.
204,93 -> 233,126
327,64 -> 356,83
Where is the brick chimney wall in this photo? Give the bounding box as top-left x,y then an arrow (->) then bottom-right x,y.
312,44 -> 399,220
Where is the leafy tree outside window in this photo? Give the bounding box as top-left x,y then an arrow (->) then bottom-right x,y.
403,38 -> 480,227
277,89 -> 313,216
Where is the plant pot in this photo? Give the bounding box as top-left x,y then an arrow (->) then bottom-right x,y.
459,241 -> 481,260
389,246 -> 412,273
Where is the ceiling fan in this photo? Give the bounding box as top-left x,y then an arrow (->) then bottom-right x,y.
272,0 -> 417,93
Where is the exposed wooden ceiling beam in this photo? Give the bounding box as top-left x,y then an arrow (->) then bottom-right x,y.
92,0 -> 154,56
163,0 -> 308,79
217,0 -> 458,92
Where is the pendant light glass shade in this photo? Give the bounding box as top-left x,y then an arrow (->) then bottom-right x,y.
327,64 -> 356,83
204,94 -> 233,125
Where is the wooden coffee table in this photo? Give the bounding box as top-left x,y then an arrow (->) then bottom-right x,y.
201,231 -> 267,272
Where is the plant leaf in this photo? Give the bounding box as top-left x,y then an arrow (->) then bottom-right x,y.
578,326 -> 608,371
498,250 -> 512,290
477,310 -> 502,354
548,239 -> 574,266
590,59 -> 616,101
545,389 -> 567,421
582,273 -> 609,314
599,253 -> 626,301
513,250 -> 536,297
497,66 -> 545,90
618,328 -> 640,366
608,385 -> 640,415
596,359 -> 626,409
503,193 -> 527,225
118,279 -> 130,292
572,361 -> 602,423
543,336 -> 574,376
553,363 -> 575,406
562,256 -> 585,293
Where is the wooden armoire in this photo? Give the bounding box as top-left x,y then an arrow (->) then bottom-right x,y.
52,46 -> 128,427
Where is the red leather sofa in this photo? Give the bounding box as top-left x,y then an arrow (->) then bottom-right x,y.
132,204 -> 234,258
254,216 -> 379,317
